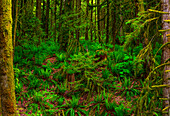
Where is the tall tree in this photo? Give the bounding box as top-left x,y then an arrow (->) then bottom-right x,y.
50,0 -> 54,39
58,0 -> 63,42
42,0 -> 46,29
90,0 -> 93,41
85,0 -> 89,40
36,0 -> 41,43
76,0 -> 81,41
0,0 -> 17,115
161,0 -> 170,116
97,0 -> 101,43
13,0 -> 18,50
54,0 -> 57,41
36,0 -> 41,21
106,0 -> 109,43
111,1 -> 116,45
45,0 -> 50,39
95,0 -> 97,41
71,0 -> 74,39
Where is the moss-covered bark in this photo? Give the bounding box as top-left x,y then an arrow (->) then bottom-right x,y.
0,0 -> 17,115
162,0 -> 170,116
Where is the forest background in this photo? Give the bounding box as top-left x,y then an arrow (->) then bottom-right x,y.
0,0 -> 170,116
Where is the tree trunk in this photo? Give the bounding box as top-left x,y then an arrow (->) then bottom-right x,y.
13,0 -> 18,52
0,0 -> 17,115
162,0 -> 170,116
36,0 -> 41,21
58,0 -> 63,42
85,0 -> 89,40
95,0 -> 97,42
111,1 -> 116,45
54,0 -> 57,41
97,0 -> 101,43
42,0 -> 45,29
76,0 -> 81,41
106,0 -> 109,43
90,0 -> 93,41
36,0 -> 41,44
45,0 -> 50,39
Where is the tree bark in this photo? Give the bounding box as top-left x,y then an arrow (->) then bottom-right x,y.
162,0 -> 170,116
76,0 -> 81,41
13,0 -> 18,52
36,0 -> 41,21
95,0 -> 97,42
97,0 -> 101,43
45,0 -> 50,39
106,0 -> 109,43
85,0 -> 89,40
0,0 -> 17,115
54,0 -> 57,41
58,0 -> 63,42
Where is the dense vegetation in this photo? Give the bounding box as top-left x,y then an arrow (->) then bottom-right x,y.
11,0 -> 169,115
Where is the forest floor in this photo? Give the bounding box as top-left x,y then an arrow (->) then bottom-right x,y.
13,40 -> 162,116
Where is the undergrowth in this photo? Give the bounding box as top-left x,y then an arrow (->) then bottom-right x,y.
14,39 -> 163,116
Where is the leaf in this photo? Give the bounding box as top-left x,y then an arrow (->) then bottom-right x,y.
120,72 -> 123,74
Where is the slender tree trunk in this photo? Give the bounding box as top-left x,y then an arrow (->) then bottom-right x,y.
161,0 -> 170,116
90,0 -> 93,41
106,0 -> 109,43
54,0 -> 57,41
97,0 -> 101,43
71,0 -> 74,39
111,1 -> 116,45
78,0 -> 81,41
95,0 -> 97,42
76,0 -> 81,41
50,0 -> 54,39
13,0 -> 18,52
0,0 -> 17,115
36,0 -> 41,44
12,0 -> 15,19
85,0 -> 89,40
36,0 -> 41,21
58,0 -> 63,42
102,8 -> 105,34
45,0 -> 50,39
42,0 -> 45,29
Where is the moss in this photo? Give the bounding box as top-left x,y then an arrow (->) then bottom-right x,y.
0,0 -> 16,115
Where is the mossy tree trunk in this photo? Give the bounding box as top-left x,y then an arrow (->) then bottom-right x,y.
90,0 -> 93,41
13,0 -> 18,51
45,0 -> 50,39
0,0 -> 17,115
97,0 -> 101,43
106,0 -> 109,44
162,0 -> 170,116
85,0 -> 89,41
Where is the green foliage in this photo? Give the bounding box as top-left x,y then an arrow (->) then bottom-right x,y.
17,11 -> 45,44
134,40 -> 164,116
101,67 -> 111,79
89,90 -> 132,116
56,53 -> 66,62
121,77 -> 141,100
14,39 -> 60,68
27,74 -> 41,90
63,52 -> 107,95
56,82 -> 67,95
133,43 -> 144,56
55,95 -> 89,116
11,0 -> 166,115
80,39 -> 107,54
